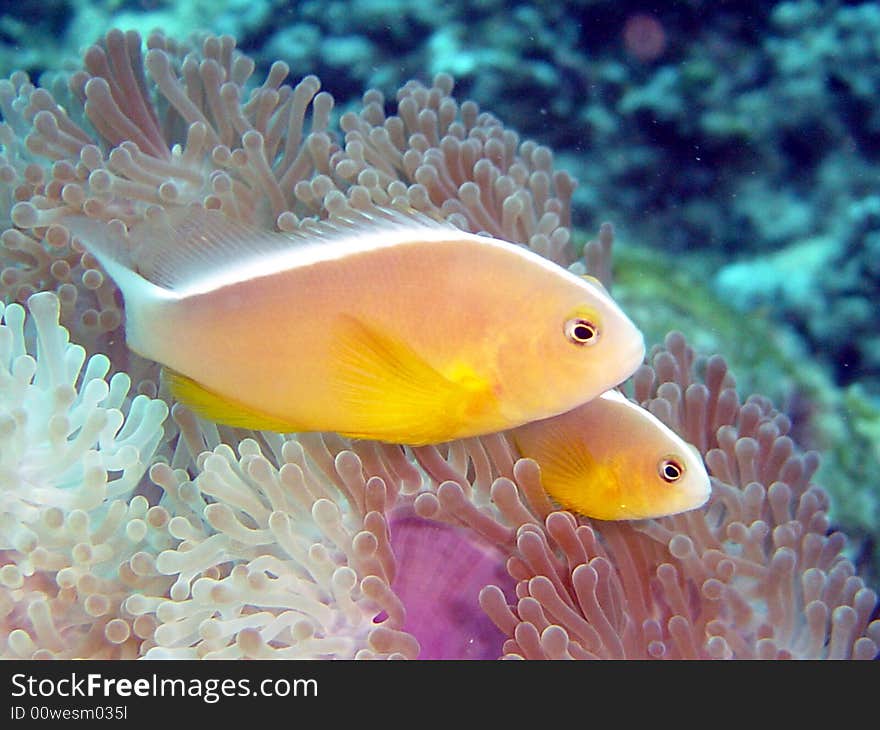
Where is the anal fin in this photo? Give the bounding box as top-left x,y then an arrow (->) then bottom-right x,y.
164,368 -> 303,433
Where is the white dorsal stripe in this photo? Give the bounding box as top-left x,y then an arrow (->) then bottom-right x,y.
67,204 -> 619,308
164,214 -> 618,305
130,205 -> 462,294
597,388 -> 630,405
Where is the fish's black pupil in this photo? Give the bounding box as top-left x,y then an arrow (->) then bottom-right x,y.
565,318 -> 599,345
574,323 -> 594,341
662,461 -> 681,481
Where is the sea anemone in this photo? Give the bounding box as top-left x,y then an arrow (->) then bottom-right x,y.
0,28 -> 877,660
0,291 -> 169,658
126,332 -> 879,659
478,333 -> 880,658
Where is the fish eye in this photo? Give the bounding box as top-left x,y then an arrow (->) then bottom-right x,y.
564,318 -> 600,346
659,457 -> 684,483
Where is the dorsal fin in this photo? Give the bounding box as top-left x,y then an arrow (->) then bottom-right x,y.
125,204 -> 463,295
580,274 -> 610,295
61,214 -> 172,306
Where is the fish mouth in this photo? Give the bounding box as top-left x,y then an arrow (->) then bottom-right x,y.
621,333 -> 647,379
691,489 -> 712,511
689,446 -> 713,505
678,473 -> 712,514
696,475 -> 713,505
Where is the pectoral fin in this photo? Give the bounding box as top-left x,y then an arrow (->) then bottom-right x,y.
511,421 -> 599,509
332,315 -> 495,444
